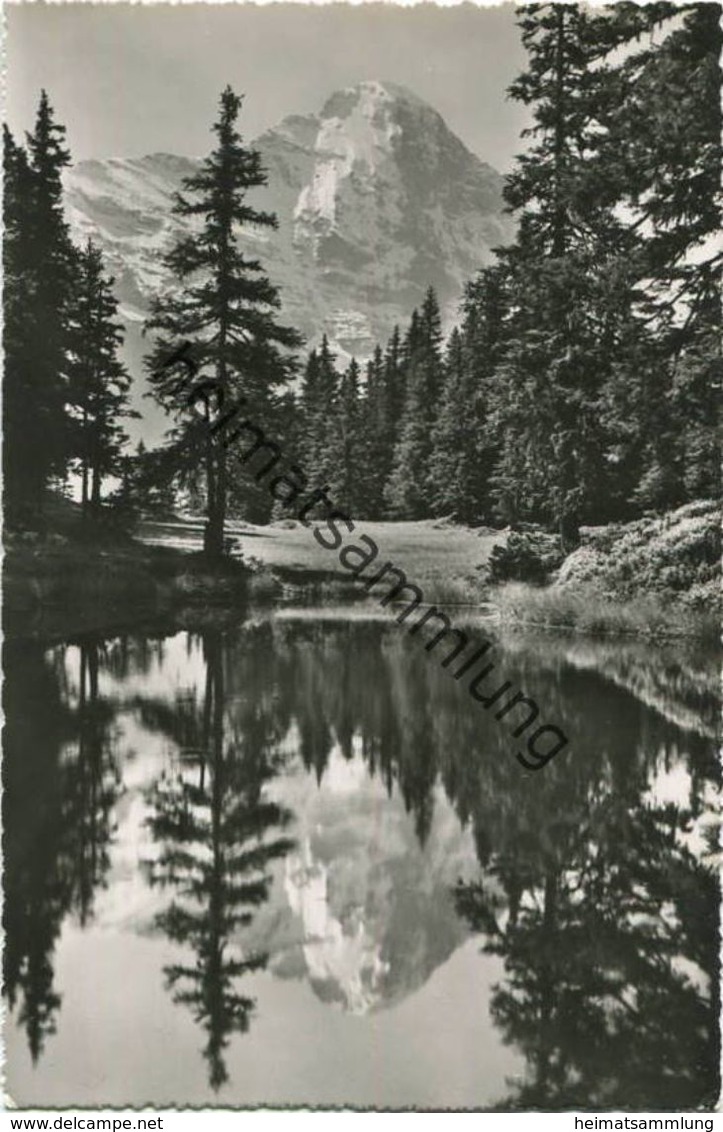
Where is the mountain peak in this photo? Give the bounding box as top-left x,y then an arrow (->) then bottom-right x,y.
64,83 -> 512,433
320,80 -> 431,121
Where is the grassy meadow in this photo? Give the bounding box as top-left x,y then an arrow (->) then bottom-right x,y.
140,516 -> 503,604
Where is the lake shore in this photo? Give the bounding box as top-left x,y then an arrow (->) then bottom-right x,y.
3,529 -> 251,641
492,500 -> 719,642
5,501 -> 718,643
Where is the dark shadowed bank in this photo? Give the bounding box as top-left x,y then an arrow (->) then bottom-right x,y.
2,503 -> 251,643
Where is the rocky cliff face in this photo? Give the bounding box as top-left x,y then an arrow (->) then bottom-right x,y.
64,80 -> 511,368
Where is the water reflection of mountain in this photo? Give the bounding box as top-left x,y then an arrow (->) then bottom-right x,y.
3,611 -> 719,1108
254,757 -> 475,1015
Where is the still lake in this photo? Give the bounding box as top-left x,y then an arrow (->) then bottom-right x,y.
4,607 -> 720,1109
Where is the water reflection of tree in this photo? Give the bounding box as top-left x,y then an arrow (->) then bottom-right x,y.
266,621 -> 720,1109
3,638 -> 120,1060
102,633 -> 168,684
278,621 -> 439,844
68,643 -> 122,924
452,722 -> 719,1110
4,616 -> 719,1107
144,629 -> 295,1090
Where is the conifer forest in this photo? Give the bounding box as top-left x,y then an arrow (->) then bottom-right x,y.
3,2 -> 720,1115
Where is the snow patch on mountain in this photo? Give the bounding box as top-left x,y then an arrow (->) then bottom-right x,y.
284,836 -> 390,1015
63,81 -> 513,442
293,81 -> 403,237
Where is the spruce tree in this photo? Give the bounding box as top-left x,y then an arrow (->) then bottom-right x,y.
428,328 -> 467,518
26,91 -> 76,478
3,127 -> 36,528
594,3 -> 722,512
601,3 -> 721,334
385,288 -> 444,519
298,347 -> 320,469
119,440 -> 179,517
66,240 -> 136,517
375,325 -> 406,517
296,334 -> 339,491
328,357 -> 363,514
4,94 -> 75,528
384,325 -> 405,435
145,87 -> 301,556
361,345 -> 391,518
308,334 -> 340,486
490,5 -> 622,545
430,267 -> 508,522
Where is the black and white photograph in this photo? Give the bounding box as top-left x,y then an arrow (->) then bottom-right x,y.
2,0 -> 721,1115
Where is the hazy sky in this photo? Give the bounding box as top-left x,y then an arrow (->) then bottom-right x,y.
6,2 -> 530,171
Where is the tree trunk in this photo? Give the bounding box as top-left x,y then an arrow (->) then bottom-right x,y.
81,460 -> 89,516
208,146 -> 232,560
204,501 -> 225,558
203,406 -> 220,556
216,443 -> 227,554
91,463 -> 101,515
204,441 -> 225,558
559,509 -> 580,555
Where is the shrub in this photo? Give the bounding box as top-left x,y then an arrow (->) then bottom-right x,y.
487,531 -> 564,585
494,582 -> 718,641
248,569 -> 283,602
420,575 -> 481,605
558,500 -> 720,607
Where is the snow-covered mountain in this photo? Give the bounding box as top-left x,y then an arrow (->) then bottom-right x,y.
65,80 -> 509,350
64,81 -> 511,440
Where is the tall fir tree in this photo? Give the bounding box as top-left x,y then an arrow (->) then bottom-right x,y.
307,334 -> 340,487
297,347 -> 320,468
328,357 -> 363,515
361,345 -> 392,518
145,87 -> 301,555
3,126 -> 36,528
66,240 -> 136,517
385,288 -> 444,518
297,334 -> 339,490
383,324 -> 406,437
428,327 -> 469,518
430,266 -> 508,522
490,5 -> 624,545
4,94 -> 75,528
593,3 -> 722,511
